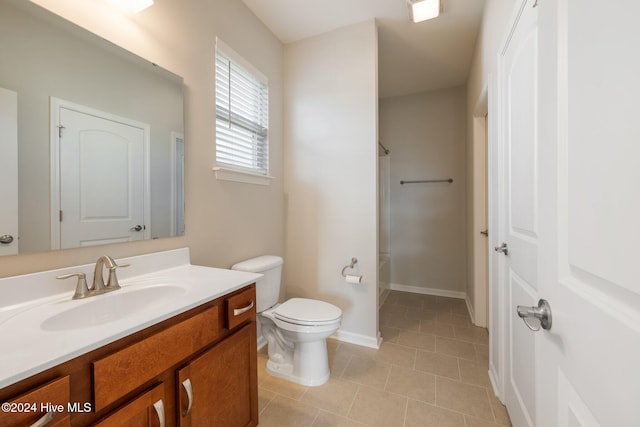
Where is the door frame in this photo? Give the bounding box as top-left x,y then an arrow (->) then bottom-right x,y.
488,65 -> 504,402
471,86 -> 489,329
0,87 -> 19,256
49,97 -> 151,248
170,131 -> 184,237
490,0 -> 535,408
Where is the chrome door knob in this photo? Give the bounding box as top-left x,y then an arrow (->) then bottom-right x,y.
0,234 -> 14,244
517,299 -> 552,331
130,225 -> 144,232
494,242 -> 509,255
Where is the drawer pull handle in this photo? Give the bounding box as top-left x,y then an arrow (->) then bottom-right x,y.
30,411 -> 55,427
233,301 -> 254,316
181,378 -> 193,417
153,399 -> 165,427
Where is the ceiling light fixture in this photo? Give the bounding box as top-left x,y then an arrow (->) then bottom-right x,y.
107,0 -> 154,13
407,0 -> 441,23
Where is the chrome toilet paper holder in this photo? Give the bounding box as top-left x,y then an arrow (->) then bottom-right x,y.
341,258 -> 358,277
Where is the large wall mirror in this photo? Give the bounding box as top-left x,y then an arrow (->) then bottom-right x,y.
0,0 -> 185,256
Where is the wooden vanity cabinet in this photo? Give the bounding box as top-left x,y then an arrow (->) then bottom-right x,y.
0,284 -> 258,427
92,384 -> 165,427
0,376 -> 71,427
177,324 -> 257,427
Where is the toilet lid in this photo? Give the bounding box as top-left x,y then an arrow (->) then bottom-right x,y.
274,298 -> 342,326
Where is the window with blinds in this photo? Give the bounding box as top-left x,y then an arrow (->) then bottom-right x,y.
215,40 -> 269,176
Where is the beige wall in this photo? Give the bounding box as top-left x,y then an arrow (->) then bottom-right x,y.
379,86 -> 467,295
283,20 -> 379,345
1,0 -> 284,276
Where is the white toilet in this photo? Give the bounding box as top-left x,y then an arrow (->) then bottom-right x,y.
231,255 -> 342,386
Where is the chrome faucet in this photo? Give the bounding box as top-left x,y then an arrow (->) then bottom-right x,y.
94,255 -> 115,292
57,256 -> 130,299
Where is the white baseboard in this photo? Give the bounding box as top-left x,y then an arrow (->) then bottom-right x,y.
257,335 -> 267,351
329,329 -> 380,349
389,283 -> 480,326
465,294 -> 476,324
390,282 -> 466,299
378,288 -> 391,308
260,328 -> 380,351
488,362 -> 503,403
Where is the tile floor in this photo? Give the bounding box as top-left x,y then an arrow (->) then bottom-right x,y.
257,290 -> 512,427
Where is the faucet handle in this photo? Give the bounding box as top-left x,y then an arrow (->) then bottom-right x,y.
57,272 -> 90,300
105,260 -> 130,290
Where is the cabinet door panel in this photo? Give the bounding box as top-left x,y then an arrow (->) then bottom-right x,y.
93,384 -> 164,427
177,324 -> 257,427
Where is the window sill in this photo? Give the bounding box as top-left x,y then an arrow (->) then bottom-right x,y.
213,167 -> 274,186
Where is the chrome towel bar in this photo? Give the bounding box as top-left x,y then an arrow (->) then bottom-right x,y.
400,179 -> 453,184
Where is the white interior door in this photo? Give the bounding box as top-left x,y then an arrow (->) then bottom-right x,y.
54,101 -> 149,248
497,1 -> 539,425
0,87 -> 18,256
534,0 -> 640,425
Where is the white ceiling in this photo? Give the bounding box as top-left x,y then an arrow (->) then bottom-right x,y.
241,0 -> 486,98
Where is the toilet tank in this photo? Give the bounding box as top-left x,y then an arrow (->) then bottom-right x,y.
231,255 -> 283,313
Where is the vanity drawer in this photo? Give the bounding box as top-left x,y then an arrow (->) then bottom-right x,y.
225,285 -> 256,330
0,376 -> 70,427
92,305 -> 219,412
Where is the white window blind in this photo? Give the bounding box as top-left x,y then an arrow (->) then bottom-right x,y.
215,41 -> 269,176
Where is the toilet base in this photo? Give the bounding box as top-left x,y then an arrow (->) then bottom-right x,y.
265,339 -> 330,386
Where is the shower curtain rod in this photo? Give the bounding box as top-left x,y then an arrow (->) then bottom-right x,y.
378,141 -> 390,155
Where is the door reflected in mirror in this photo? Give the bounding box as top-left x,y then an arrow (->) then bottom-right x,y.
0,0 -> 185,255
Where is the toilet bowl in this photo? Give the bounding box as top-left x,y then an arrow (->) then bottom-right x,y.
231,256 -> 342,386
260,298 -> 341,386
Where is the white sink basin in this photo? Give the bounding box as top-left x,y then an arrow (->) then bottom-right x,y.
41,285 -> 186,331
0,248 -> 263,389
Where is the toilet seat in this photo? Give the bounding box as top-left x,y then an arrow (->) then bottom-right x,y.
274,298 -> 342,326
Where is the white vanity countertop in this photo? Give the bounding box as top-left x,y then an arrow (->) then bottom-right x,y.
0,248 -> 262,389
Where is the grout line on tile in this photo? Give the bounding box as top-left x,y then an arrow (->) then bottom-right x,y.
298,385 -> 309,401
382,363 -> 392,390
434,376 -> 438,407
485,387 -> 499,423
345,384 -> 362,422
320,408 -> 370,426
432,380 -> 497,422
430,396 -> 494,423
402,397 -> 409,427
409,397 -> 484,422
309,409 -> 321,426
259,391 -> 273,416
